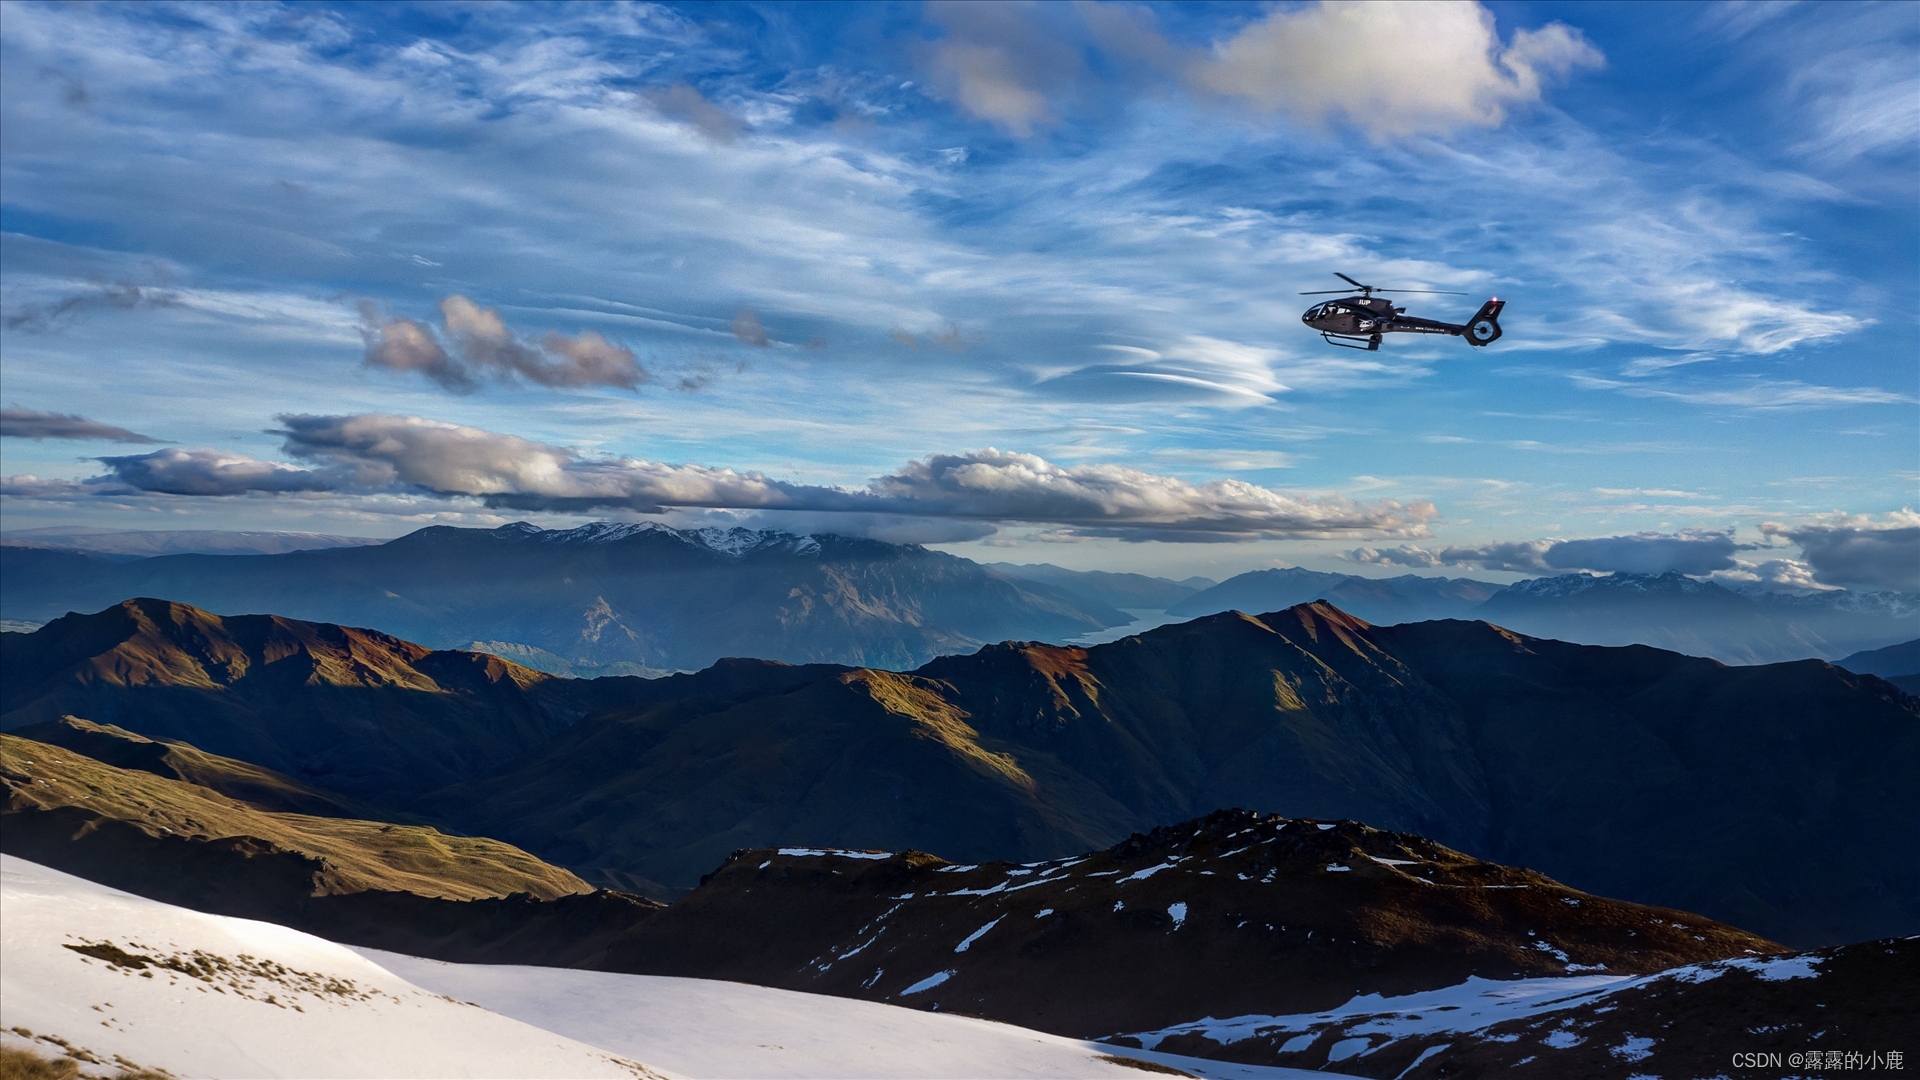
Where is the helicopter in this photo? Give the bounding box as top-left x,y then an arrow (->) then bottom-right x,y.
1300,273 -> 1504,351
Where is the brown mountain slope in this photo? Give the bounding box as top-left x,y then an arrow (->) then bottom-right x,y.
2,731 -> 589,900
0,598 -> 571,799
608,808 -> 1781,1040
12,716 -> 406,820
0,730 -> 661,967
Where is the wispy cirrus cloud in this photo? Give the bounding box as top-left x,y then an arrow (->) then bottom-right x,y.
0,407 -> 163,443
1568,373 -> 1912,410
2,277 -> 179,331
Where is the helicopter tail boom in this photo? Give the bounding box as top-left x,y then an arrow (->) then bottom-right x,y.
1463,299 -> 1504,346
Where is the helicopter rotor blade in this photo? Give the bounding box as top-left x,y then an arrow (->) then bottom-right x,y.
1371,289 -> 1470,295
1299,289 -> 1355,295
1335,272 -> 1368,289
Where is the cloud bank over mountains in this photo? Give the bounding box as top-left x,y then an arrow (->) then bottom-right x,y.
1352,519 -> 1920,593
1351,530 -> 1739,576
1763,514 -> 1920,593
52,413 -> 1437,543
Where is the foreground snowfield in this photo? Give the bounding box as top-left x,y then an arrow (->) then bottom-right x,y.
359,947 -> 1333,1080
2,855 -> 1337,1079
0,855 -> 670,1078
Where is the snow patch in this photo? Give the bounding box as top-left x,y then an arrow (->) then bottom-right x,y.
1541,1030 -> 1584,1049
899,970 -> 954,996
1168,903 -> 1188,930
777,848 -> 891,860
1611,1035 -> 1655,1062
1327,1038 -> 1371,1062
954,916 -> 1004,953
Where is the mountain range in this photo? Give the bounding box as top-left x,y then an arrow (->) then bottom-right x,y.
7,523 -> 1914,669
0,522 -> 1127,672
1474,570 -> 1918,664
1172,566 -> 1916,663
1168,566 -> 1507,624
0,526 -> 384,559
4,596 -> 1913,946
1836,636 -> 1920,694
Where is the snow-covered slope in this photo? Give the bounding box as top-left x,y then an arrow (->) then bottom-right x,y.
358,948 -> 1334,1080
0,855 -> 668,1079
3,854 -> 1338,1079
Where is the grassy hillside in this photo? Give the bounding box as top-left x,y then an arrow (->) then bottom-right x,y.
2,731 -> 589,901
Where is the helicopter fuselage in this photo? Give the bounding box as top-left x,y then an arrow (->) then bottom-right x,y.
1301,294 -> 1504,351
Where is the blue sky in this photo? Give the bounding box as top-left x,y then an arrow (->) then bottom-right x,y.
1,0 -> 1914,588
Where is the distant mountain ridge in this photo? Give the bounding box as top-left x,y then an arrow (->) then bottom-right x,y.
0,522 -> 1129,672
1475,571 -> 1916,663
1173,566 -> 1916,663
1,526 -> 385,558
1168,566 -> 1507,624
983,562 -> 1214,610
7,524 -> 1912,666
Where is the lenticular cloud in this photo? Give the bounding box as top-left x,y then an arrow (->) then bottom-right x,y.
79,413 -> 1436,542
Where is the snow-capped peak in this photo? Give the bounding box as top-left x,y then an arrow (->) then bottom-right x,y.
492,521 -> 821,558
534,521 -> 663,545
678,526 -> 820,558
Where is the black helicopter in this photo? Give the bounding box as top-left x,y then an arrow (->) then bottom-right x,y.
1300,273 -> 1504,351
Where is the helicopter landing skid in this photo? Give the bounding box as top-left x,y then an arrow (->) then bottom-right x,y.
1320,332 -> 1381,352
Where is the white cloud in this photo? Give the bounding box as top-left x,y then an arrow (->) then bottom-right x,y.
1712,557 -> 1838,593
360,297 -> 648,392
914,1 -> 1602,140
1194,1 -> 1604,138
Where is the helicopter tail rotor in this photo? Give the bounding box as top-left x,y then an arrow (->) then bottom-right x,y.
1463,299 -> 1505,346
